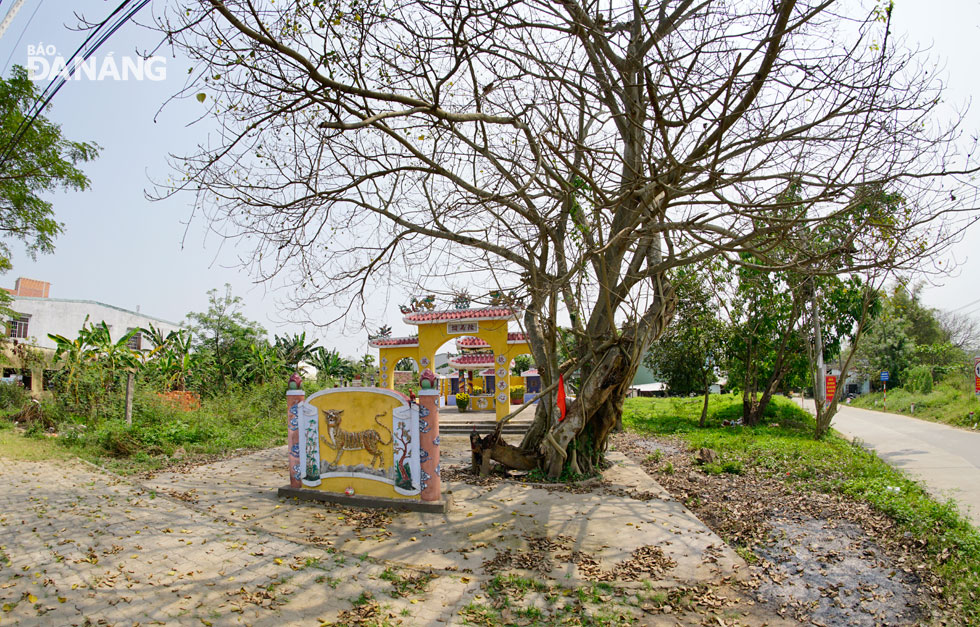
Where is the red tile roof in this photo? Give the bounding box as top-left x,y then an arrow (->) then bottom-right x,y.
448,353 -> 496,369
403,307 -> 517,324
455,332 -> 529,350
367,336 -> 419,348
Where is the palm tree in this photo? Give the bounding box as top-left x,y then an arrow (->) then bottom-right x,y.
273,332 -> 319,371
309,348 -> 355,385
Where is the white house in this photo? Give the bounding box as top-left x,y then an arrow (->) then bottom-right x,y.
3,278 -> 184,393
5,278 -> 183,350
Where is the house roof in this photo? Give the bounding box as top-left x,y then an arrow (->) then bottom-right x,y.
630,382 -> 667,392
447,352 -> 497,369
403,306 -> 518,325
367,335 -> 420,348
9,295 -> 182,327
521,369 -> 539,377
455,332 -> 528,349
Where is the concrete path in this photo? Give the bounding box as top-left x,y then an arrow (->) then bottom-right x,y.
0,436 -> 743,625
141,436 -> 742,587
817,401 -> 980,527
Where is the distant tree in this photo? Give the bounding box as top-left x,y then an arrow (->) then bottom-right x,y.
309,347 -> 355,385
395,357 -> 418,372
511,354 -> 532,378
854,283 -> 968,387
936,310 -> 980,353
726,257 -> 812,425
47,319 -> 140,415
853,311 -> 914,389
185,285 -> 266,394
645,269 -> 726,426
890,282 -> 947,347
807,276 -> 881,438
0,66 -> 98,317
356,354 -> 377,382
240,341 -> 287,384
273,331 -> 318,372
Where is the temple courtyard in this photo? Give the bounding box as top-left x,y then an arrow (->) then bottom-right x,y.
0,433 -> 929,625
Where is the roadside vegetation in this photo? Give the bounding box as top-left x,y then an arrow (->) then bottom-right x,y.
852,374 -> 980,429
842,281 -> 980,430
0,285 -> 383,474
621,394 -> 980,623
0,379 -> 291,474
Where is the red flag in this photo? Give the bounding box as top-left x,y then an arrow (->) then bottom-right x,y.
557,374 -> 567,422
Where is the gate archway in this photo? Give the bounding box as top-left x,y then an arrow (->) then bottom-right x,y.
368,305 -> 529,422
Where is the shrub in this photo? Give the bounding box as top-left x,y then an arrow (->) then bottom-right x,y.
0,382 -> 30,413
905,364 -> 933,394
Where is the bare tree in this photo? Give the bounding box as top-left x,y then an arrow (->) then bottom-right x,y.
157,0 -> 979,476
937,309 -> 980,352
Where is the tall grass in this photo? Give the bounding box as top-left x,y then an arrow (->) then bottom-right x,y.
852,374 -> 980,428
36,381 -> 293,474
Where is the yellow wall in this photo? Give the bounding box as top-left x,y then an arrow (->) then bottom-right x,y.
377,346 -> 420,388
307,388 -> 415,500
376,317 -> 532,421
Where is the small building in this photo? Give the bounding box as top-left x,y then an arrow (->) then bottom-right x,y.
627,382 -> 667,398
3,277 -> 183,394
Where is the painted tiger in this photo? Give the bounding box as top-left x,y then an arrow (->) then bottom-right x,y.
319,409 -> 392,469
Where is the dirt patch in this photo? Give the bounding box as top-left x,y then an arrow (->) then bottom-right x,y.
614,433 -> 945,624
755,514 -> 920,625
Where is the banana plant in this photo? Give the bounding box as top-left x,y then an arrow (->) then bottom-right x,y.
48,317 -> 142,404
309,347 -> 355,384
240,341 -> 288,384
273,332 -> 318,371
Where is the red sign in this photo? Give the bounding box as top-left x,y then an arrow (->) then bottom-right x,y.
825,375 -> 837,403
974,357 -> 980,395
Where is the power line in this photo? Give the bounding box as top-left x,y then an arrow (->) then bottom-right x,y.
0,0 -> 26,41
2,0 -> 44,75
0,0 -> 150,170
948,295 -> 980,314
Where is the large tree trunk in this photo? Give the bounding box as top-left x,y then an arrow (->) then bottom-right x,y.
522,280 -> 676,479
539,344 -> 634,478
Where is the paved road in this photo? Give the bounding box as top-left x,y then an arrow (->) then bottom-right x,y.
817,401 -> 980,527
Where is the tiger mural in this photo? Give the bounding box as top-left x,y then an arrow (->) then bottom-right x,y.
319,409 -> 393,469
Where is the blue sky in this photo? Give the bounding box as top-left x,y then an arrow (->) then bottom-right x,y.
1,1 -> 978,356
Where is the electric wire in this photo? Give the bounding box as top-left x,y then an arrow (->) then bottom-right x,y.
947,295 -> 980,314
0,0 -> 150,170
2,0 -> 44,76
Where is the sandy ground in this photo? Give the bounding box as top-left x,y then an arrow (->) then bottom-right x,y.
0,436 -> 754,625
0,431 -> 946,625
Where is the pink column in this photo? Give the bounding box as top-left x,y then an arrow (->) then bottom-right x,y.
287,389 -> 305,488
418,389 -> 441,502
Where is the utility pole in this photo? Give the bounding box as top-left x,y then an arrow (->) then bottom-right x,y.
0,0 -> 28,41
812,280 -> 825,407
125,372 -> 135,425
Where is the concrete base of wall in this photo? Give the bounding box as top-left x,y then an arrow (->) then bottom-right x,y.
276,486 -> 452,513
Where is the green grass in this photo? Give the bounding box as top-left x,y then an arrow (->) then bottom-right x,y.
852,376 -> 980,428
1,383 -> 289,474
378,567 -> 436,598
623,393 -> 980,623
0,425 -> 71,461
